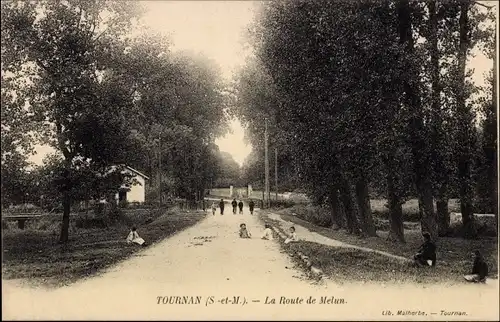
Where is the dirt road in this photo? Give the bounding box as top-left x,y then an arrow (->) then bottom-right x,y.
3,207 -> 498,320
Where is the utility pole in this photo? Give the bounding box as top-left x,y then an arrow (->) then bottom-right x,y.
275,147 -> 278,201
158,131 -> 162,207
264,118 -> 270,208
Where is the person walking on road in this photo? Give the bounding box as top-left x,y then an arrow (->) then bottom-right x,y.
248,200 -> 255,215
211,202 -> 217,216
238,200 -> 244,214
219,199 -> 225,215
232,198 -> 237,215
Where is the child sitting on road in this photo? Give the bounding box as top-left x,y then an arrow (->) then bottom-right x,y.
284,226 -> 298,244
126,227 -> 147,247
239,223 -> 251,238
261,224 -> 274,240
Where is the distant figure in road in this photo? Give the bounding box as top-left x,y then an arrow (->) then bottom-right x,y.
261,224 -> 274,240
232,198 -> 238,215
249,200 -> 255,215
413,232 -> 436,267
211,202 -> 217,216
464,250 -> 489,283
126,227 -> 147,247
219,199 -> 225,215
238,200 -> 244,214
284,226 -> 298,244
239,223 -> 251,238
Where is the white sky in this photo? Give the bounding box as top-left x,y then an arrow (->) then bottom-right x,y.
28,0 -> 497,168
140,1 -> 257,166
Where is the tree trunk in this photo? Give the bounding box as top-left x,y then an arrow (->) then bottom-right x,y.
355,177 -> 377,236
328,185 -> 344,230
397,0 -> 438,241
483,25 -> 497,221
386,163 -> 405,243
492,146 -> 498,224
456,1 -> 476,238
492,31 -> 498,222
436,195 -> 450,236
429,0 -> 450,238
339,177 -> 361,235
419,183 -> 438,240
59,187 -> 71,244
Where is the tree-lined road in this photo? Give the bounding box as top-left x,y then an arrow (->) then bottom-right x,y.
3,209 -> 498,320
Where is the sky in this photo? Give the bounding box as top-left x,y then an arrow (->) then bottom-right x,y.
138,1 -> 257,166
28,0 -> 497,168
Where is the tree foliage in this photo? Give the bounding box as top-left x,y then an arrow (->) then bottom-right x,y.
235,0 -> 496,241
1,0 -> 230,242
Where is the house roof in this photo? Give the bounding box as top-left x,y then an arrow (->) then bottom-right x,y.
125,166 -> 150,180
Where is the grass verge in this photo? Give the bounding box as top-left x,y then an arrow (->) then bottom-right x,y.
2,207 -> 206,288
262,211 -> 498,284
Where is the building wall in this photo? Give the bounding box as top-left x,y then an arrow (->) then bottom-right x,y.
114,170 -> 147,204
127,175 -> 146,203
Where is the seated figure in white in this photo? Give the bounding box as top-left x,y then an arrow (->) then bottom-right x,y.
127,227 -> 146,246
261,224 -> 274,240
284,226 -> 298,244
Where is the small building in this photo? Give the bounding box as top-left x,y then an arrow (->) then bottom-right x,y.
115,166 -> 150,204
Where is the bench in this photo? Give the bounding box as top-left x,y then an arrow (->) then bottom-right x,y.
2,214 -> 43,229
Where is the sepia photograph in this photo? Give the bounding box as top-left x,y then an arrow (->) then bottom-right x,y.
1,0 -> 499,320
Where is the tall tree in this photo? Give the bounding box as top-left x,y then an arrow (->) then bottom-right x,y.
397,0 -> 438,240
1,1 -> 39,207
454,0 -> 480,238
476,6 -> 497,220
424,0 -> 453,236
242,0 -> 494,241
2,0 -> 142,242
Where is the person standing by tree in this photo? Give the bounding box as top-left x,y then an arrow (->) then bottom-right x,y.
249,199 -> 255,215
219,198 -> 225,215
238,200 -> 244,214
232,198 -> 237,215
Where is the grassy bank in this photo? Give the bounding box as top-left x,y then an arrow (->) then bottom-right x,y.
2,207 -> 206,287
280,199 -> 462,226
262,211 -> 497,284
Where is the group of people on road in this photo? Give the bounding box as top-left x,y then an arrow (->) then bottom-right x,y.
411,231 -> 489,283
210,198 -> 255,216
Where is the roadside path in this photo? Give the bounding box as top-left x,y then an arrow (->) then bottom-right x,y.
267,213 -> 412,263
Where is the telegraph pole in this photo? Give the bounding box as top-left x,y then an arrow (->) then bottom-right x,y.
264,118 -> 270,208
158,132 -> 162,207
275,147 -> 278,201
